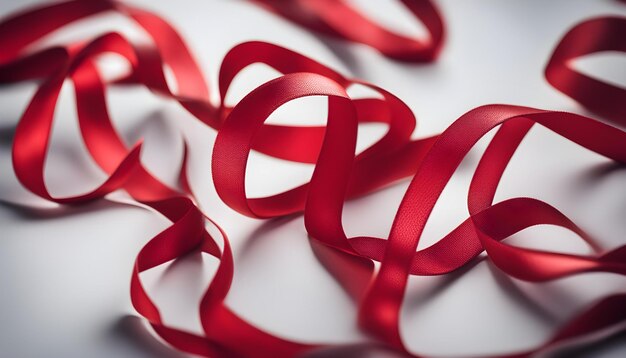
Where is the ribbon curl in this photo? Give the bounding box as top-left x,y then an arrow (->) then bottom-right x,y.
545,16 -> 626,126
249,0 -> 445,62
1,0 -> 625,357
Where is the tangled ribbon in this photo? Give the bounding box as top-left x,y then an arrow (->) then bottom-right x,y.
1,0 -> 625,357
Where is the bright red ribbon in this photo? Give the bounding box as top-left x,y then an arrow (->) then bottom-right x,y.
249,0 -> 445,62
1,0 -> 625,357
545,16 -> 626,126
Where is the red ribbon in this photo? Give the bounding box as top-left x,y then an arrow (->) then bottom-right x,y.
249,0 -> 445,62
545,16 -> 626,126
1,0 -> 625,357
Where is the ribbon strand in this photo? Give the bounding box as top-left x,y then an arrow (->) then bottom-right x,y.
1,1 -> 625,357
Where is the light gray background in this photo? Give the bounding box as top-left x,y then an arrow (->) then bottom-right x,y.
1,0 -> 625,357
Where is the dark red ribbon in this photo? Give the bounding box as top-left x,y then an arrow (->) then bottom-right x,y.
1,0 -> 625,357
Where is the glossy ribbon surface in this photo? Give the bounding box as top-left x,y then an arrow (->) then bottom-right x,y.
1,0 -> 625,357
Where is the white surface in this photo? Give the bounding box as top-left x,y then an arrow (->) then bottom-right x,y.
1,0 -> 626,357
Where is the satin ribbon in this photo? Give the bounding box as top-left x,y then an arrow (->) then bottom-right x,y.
249,0 -> 445,62
545,16 -> 626,126
1,0 -> 625,357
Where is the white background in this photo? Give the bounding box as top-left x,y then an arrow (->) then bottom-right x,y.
1,0 -> 626,357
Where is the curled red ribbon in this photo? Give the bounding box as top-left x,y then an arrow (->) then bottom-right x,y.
545,16 -> 626,126
249,0 -> 445,62
1,0 -> 625,357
